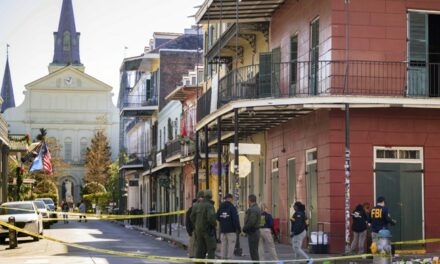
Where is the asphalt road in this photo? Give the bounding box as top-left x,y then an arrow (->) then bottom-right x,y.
0,219 -> 188,264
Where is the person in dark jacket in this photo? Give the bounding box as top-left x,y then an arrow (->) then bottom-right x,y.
186,198 -> 198,258
217,193 -> 241,260
350,204 -> 369,254
243,194 -> 261,263
290,201 -> 309,260
370,197 -> 396,242
61,200 -> 69,224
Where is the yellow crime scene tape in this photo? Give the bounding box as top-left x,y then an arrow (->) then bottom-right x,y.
0,205 -> 186,221
0,219 -> 377,263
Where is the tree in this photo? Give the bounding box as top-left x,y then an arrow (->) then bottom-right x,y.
106,160 -> 120,204
84,130 -> 112,186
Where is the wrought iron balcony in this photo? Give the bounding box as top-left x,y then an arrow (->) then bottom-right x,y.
120,152 -> 152,171
165,140 -> 182,161
120,95 -> 158,117
197,60 -> 440,121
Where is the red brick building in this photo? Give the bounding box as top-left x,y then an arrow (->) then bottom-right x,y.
195,0 -> 440,253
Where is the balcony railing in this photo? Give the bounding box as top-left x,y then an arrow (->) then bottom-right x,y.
197,61 -> 440,121
122,95 -> 158,108
121,152 -> 151,170
165,140 -> 182,160
196,89 -> 211,122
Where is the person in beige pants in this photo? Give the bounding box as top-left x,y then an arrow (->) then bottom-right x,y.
217,193 -> 241,259
258,204 -> 278,261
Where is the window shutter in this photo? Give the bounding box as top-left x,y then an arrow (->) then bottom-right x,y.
408,12 -> 428,64
259,52 -> 273,97
407,12 -> 428,96
272,47 -> 281,97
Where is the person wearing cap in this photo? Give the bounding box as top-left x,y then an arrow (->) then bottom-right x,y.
217,193 -> 241,260
290,201 -> 309,260
258,203 -> 278,261
186,198 -> 198,258
191,190 -> 217,259
243,194 -> 261,263
370,196 -> 397,242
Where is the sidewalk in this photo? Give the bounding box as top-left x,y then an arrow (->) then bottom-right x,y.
124,222 -> 338,262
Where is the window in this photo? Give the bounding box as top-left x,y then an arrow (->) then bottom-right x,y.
64,138 -> 72,162
174,118 -> 178,139
80,138 -> 88,163
271,158 -> 279,172
63,31 -> 71,51
375,148 -> 421,160
408,12 -> 440,97
307,149 -> 318,163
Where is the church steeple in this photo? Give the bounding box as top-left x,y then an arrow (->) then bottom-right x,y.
1,46 -> 15,113
50,0 -> 82,70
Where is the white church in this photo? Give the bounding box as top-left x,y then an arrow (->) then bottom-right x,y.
3,0 -> 119,204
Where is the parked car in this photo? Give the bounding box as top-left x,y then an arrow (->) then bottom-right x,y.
0,201 -> 43,244
35,198 -> 57,224
33,200 -> 51,229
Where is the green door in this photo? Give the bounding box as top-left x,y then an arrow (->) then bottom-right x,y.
272,169 -> 279,218
288,159 -> 296,235
375,163 -> 423,247
259,52 -> 272,98
307,163 -> 318,232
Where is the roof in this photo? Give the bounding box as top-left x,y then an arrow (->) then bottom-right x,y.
195,0 -> 285,23
165,85 -> 202,101
1,56 -> 15,113
150,34 -> 203,54
51,0 -> 81,65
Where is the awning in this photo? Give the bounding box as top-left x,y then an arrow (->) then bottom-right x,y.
195,0 -> 285,23
165,85 -> 202,101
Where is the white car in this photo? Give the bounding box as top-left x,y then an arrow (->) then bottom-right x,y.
33,200 -> 51,229
0,201 -> 43,244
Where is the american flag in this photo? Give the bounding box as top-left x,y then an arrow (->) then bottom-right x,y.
43,143 -> 53,174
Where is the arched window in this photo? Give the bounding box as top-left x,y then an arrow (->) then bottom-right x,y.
64,137 -> 72,162
80,138 -> 88,163
63,31 -> 71,51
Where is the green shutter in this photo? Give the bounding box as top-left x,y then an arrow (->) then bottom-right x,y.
272,47 -> 281,97
271,170 -> 279,218
310,19 -> 320,95
290,36 -> 298,95
408,12 -> 428,96
259,52 -> 273,97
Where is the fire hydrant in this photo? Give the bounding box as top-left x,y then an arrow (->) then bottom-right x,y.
371,229 -> 393,264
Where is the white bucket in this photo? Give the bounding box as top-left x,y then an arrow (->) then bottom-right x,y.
310,231 -> 328,245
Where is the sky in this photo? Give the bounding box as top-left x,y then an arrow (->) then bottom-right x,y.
0,0 -> 203,105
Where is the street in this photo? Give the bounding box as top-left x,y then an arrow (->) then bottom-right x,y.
0,220 -> 188,264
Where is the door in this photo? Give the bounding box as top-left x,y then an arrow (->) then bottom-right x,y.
259,52 -> 272,97
310,18 -> 320,95
271,158 -> 279,218
375,150 -> 424,249
272,47 -> 281,97
287,158 -> 296,236
306,149 -> 318,232
408,11 -> 429,96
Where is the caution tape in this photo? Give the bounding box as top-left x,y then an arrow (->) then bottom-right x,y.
0,219 -> 376,263
0,205 -> 185,220
392,238 -> 440,246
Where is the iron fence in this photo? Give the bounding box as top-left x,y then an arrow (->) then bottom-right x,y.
197,60 -> 440,121
121,95 -> 158,108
